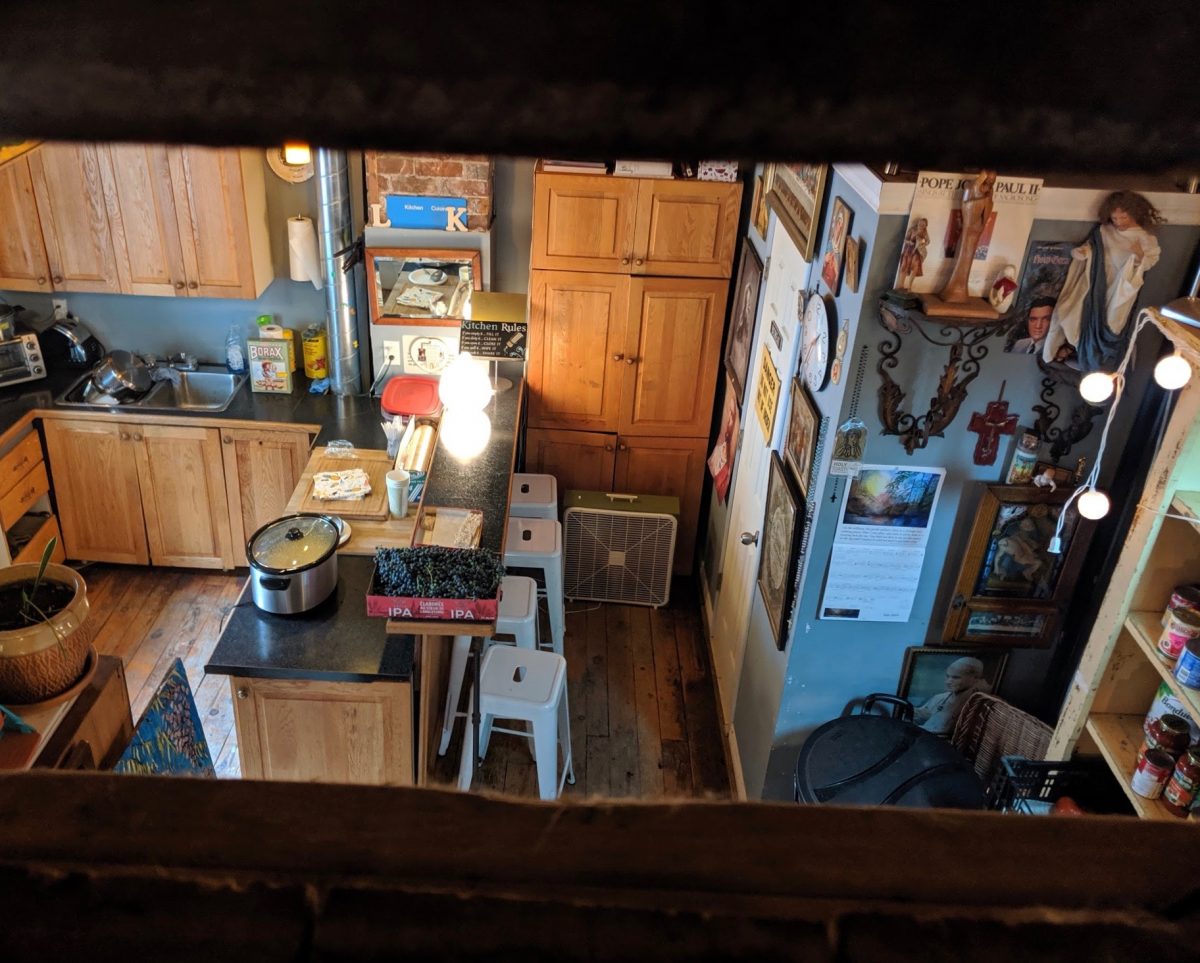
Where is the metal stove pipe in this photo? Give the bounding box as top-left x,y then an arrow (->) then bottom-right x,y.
315,148 -> 362,395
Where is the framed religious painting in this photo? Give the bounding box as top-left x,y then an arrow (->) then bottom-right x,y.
783,376 -> 820,500
764,162 -> 829,261
819,196 -> 853,294
757,452 -> 804,651
942,485 -> 1093,647
723,239 -> 764,405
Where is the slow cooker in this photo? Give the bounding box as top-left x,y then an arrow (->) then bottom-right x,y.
247,513 -> 339,614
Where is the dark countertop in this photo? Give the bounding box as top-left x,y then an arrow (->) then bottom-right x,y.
205,556 -> 415,683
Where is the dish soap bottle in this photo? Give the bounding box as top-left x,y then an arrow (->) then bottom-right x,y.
225,319 -> 247,374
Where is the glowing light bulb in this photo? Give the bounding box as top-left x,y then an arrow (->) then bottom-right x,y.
1077,489 -> 1111,520
1079,371 -> 1115,404
1154,353 -> 1192,390
282,142 -> 311,166
439,409 -> 491,461
438,352 -> 492,411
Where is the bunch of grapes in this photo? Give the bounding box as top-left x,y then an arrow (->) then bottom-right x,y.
374,546 -> 504,599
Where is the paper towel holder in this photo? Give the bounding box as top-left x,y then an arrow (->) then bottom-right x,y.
266,145 -> 314,183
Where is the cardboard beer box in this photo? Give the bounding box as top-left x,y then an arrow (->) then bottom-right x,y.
248,339 -> 292,393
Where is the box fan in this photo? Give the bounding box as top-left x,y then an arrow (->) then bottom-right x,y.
562,491 -> 679,608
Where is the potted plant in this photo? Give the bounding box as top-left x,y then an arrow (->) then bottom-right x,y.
0,539 -> 95,704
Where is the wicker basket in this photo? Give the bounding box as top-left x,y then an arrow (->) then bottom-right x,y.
0,563 -> 93,704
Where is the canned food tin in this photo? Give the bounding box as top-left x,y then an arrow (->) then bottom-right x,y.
1158,606 -> 1200,662
1164,749 -> 1200,816
1174,638 -> 1200,690
1163,584 -> 1200,628
302,325 -> 328,379
1131,747 -> 1175,799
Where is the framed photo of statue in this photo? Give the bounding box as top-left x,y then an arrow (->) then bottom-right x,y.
723,239 -> 764,406
783,376 -> 820,500
942,484 -> 1093,648
764,162 -> 829,262
757,452 -> 804,651
897,646 -> 1010,736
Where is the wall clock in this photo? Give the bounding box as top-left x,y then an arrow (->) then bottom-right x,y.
801,292 -> 835,392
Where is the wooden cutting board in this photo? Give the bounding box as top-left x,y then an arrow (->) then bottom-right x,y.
297,449 -> 392,521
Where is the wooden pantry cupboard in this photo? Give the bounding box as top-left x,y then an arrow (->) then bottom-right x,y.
526,168 -> 741,572
1049,315 -> 1200,820
0,143 -> 271,299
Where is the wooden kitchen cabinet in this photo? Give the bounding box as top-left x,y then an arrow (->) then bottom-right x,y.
0,155 -> 52,293
133,424 -> 234,569
633,179 -> 741,278
615,436 -> 708,573
27,143 -> 123,294
221,428 -> 313,566
232,675 -> 414,786
530,173 -> 640,273
42,419 -> 149,565
525,428 -> 616,498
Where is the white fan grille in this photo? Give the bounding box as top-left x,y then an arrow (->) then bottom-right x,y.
563,508 -> 677,607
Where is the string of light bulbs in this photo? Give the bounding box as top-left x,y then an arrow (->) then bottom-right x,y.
1048,306 -> 1193,553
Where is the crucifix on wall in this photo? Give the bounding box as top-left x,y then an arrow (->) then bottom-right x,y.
968,380 -> 1018,465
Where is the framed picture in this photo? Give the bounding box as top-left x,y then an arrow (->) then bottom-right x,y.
897,646 -> 1010,735
750,173 -> 769,241
757,452 -> 804,650
764,162 -> 829,262
844,236 -> 862,293
723,239 -> 764,406
783,376 -> 820,499
819,196 -> 853,294
942,484 -> 1093,647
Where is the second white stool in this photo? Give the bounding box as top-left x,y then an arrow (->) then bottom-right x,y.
438,575 -> 538,756
509,472 -> 558,520
458,644 -> 574,800
504,517 -> 565,655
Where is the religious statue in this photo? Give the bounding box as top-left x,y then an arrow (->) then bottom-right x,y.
939,170 -> 996,304
897,217 -> 930,291
1041,190 -> 1163,372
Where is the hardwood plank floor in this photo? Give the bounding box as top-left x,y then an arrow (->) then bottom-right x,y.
81,564 -> 730,800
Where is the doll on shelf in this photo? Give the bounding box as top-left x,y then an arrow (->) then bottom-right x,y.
1042,190 -> 1163,372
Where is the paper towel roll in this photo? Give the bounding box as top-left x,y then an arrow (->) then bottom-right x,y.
288,216 -> 323,290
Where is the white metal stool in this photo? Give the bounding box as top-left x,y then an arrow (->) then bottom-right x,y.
509,472 -> 558,520
503,517 -> 565,655
438,575 -> 538,757
458,644 -> 574,799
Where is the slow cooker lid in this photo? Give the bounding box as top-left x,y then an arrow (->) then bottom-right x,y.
250,514 -> 338,572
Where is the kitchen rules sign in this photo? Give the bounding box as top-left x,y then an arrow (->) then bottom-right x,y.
457,317 -> 527,360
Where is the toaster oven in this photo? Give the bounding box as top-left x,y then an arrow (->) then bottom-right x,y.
0,332 -> 46,387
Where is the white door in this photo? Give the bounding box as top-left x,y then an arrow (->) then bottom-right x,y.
710,225 -> 809,723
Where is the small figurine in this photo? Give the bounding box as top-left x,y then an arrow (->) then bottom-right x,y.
989,264 -> 1019,314
1033,469 -> 1058,492
939,170 -> 996,304
1042,190 -> 1163,372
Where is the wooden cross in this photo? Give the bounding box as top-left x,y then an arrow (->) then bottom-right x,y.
968,380 -> 1018,465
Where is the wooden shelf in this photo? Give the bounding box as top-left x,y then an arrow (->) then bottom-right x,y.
1085,713 -> 1176,820
1125,610 -> 1200,722
1171,491 -> 1200,530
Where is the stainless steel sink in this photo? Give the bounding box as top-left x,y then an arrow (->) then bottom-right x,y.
56,366 -> 245,413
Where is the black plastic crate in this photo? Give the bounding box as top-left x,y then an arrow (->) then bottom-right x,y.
990,756 -> 1135,816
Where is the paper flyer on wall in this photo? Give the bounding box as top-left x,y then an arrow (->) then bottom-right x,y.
819,465 -> 946,622
894,171 -> 1043,298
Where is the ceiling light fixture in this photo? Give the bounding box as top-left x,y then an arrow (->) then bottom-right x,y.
282,142 -> 312,166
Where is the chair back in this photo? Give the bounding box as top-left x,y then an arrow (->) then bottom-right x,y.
950,692 -> 1051,798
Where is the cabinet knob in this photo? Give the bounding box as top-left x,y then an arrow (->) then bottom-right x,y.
236,687 -> 248,700
625,357 -> 636,365
133,433 -> 143,442
173,280 -> 185,290
36,276 -> 46,285
604,444 -> 614,452
52,275 -> 63,284
620,256 -> 630,265
187,280 -> 198,290
618,443 -> 628,451
740,531 -> 759,546
612,353 -> 624,362
223,435 -> 232,444
120,431 -> 130,440
634,257 -> 644,265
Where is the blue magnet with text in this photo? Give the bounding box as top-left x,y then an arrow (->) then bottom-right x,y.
385,195 -> 469,231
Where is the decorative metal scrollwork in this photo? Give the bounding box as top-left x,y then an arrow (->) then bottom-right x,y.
877,299 -> 1016,455
1032,357 -> 1104,459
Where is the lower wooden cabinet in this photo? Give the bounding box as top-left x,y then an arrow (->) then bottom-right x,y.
221,428 -> 311,566
232,675 -> 414,786
526,427 -> 707,573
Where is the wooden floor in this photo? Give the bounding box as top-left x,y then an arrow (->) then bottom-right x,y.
81,565 -> 730,799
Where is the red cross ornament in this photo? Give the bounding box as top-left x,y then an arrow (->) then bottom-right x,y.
968,381 -> 1018,466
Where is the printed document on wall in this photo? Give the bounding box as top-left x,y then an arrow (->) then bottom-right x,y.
820,465 -> 946,622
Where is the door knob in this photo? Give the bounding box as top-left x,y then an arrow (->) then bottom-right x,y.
612,353 -> 624,361
740,531 -> 759,546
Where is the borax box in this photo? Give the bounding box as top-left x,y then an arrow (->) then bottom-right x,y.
248,339 -> 292,393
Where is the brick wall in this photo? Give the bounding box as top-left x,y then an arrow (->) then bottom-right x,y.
365,152 -> 493,231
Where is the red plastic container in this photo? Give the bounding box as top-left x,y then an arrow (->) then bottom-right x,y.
381,375 -> 442,417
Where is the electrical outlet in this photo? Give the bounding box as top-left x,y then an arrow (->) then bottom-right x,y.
51,298 -> 69,320
382,340 -> 401,363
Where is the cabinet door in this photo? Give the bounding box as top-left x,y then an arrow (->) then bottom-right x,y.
133,423 -> 233,569
530,173 -> 640,273
98,144 -> 188,296
615,435 -> 708,574
0,155 -> 52,293
27,143 -> 122,293
527,270 -> 630,431
221,428 -> 312,566
620,277 -> 727,437
42,419 -> 148,565
525,428 -> 616,497
233,676 -> 414,786
168,146 -> 264,298
632,179 -> 741,278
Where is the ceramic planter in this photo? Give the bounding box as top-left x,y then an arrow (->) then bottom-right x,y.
0,563 -> 93,704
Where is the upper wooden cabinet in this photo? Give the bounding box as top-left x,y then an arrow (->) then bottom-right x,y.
27,143 -> 122,294
0,155 -> 52,292
3,143 -> 272,299
531,170 -> 741,278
